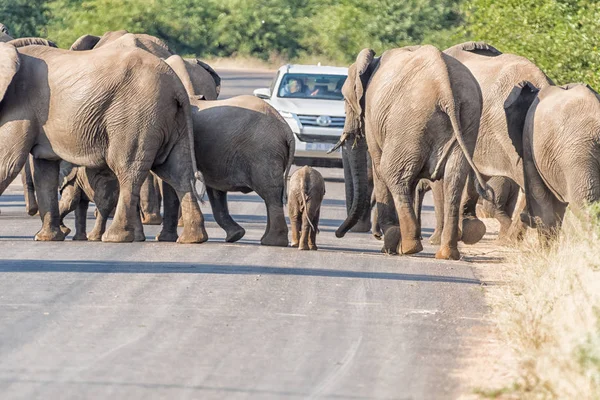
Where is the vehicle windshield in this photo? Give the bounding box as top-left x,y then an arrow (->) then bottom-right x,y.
277,73 -> 347,100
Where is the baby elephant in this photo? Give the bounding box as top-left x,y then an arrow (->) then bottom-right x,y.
288,166 -> 326,250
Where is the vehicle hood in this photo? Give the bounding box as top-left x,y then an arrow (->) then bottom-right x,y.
271,97 -> 345,117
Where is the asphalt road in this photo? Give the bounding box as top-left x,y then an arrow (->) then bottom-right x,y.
0,69 -> 488,400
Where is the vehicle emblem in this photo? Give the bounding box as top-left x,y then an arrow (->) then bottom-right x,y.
316,115 -> 332,127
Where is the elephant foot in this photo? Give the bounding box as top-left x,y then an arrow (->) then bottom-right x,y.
60,224 -> 71,236
157,230 -> 178,242
309,244 -> 318,251
133,230 -> 146,242
72,232 -> 88,241
177,226 -> 208,244
400,238 -> 423,255
141,213 -> 162,226
34,227 -> 67,241
102,226 -> 135,243
88,229 -> 103,241
429,229 -> 442,245
298,243 -> 309,251
460,217 -> 486,245
382,226 -> 400,255
261,231 -> 289,247
225,227 -> 246,243
350,219 -> 371,233
291,241 -> 299,248
435,245 -> 461,260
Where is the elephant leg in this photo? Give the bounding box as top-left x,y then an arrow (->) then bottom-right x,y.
374,175 -> 400,253
256,187 -> 288,247
429,180 -> 444,245
390,184 -> 423,256
32,158 -> 66,241
298,211 -> 311,251
88,194 -> 114,242
289,204 -> 301,248
101,167 -> 148,243
22,156 -> 38,216
72,197 -> 89,241
414,179 -> 431,240
58,183 -> 81,236
371,193 -> 381,239
156,182 -> 180,242
503,189 -> 527,243
140,174 -> 163,225
308,209 -> 320,250
207,187 -> 245,242
435,152 -> 468,260
459,172 -> 486,245
152,145 -> 207,244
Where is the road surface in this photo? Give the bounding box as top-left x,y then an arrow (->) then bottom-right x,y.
0,69 -> 488,399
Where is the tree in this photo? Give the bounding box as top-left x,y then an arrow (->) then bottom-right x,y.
461,0 -> 600,88
0,0 -> 49,38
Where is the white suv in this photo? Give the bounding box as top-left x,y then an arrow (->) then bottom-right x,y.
254,64 -> 348,168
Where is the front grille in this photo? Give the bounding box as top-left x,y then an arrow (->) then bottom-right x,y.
297,114 -> 345,128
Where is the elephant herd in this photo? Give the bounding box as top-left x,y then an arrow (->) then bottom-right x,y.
1,23 -> 599,261
337,42 -> 600,259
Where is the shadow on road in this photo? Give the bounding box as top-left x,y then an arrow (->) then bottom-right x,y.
0,260 -> 481,284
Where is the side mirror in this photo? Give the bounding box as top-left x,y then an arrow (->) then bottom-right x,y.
253,88 -> 271,99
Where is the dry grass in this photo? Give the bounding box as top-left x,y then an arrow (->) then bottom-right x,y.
479,205 -> 600,398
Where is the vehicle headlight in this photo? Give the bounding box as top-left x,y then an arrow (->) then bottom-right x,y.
279,110 -> 294,118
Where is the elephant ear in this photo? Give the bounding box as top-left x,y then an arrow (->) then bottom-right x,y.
8,38 -> 58,48
343,48 -> 377,119
194,59 -> 221,98
504,81 -> 539,158
164,55 -> 196,97
70,34 -> 101,50
0,42 -> 20,104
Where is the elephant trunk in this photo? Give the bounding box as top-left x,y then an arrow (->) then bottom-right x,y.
335,137 -> 370,238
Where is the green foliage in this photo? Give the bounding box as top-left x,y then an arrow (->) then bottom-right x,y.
461,0 -> 600,88
0,0 -> 49,37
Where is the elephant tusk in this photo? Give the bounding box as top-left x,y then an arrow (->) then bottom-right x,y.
328,131 -> 350,154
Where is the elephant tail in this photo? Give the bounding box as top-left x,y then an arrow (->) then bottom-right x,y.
282,131 -> 295,205
176,89 -> 206,204
443,101 -> 494,203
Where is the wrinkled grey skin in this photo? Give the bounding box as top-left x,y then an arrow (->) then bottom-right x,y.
338,46 -> 489,260
508,83 -> 600,239
421,41 -> 553,244
288,166 -> 326,250
0,41 -> 206,243
59,58 -> 294,246
64,30 -> 221,225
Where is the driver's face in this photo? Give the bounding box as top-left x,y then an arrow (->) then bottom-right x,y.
289,79 -> 300,93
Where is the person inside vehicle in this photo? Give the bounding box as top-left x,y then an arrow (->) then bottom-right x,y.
281,77 -> 306,97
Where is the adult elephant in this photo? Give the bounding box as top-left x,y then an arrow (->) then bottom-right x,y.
58,56 -> 294,246
507,83 -> 600,238
424,41 -> 553,243
68,30 -> 221,224
0,41 -> 206,243
335,45 -> 490,260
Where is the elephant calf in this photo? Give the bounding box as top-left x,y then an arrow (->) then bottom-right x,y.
287,166 -> 326,250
